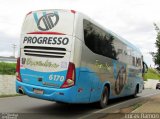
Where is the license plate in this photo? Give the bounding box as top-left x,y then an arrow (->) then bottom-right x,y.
33,89 -> 44,94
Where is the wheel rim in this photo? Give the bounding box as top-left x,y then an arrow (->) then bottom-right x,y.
102,88 -> 108,104
102,93 -> 107,104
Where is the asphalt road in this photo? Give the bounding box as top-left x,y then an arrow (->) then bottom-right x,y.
0,89 -> 160,119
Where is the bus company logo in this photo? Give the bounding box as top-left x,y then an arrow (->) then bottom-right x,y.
34,12 -> 59,31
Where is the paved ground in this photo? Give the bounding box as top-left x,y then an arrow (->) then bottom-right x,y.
98,93 -> 160,119
0,89 -> 159,119
132,93 -> 160,113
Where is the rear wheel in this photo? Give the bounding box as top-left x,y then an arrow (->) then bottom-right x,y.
97,86 -> 109,108
133,85 -> 138,98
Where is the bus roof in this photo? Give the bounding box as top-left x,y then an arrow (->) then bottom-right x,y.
25,9 -> 142,55
108,30 -> 142,53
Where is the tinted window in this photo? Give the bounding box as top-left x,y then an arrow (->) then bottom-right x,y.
83,19 -> 117,60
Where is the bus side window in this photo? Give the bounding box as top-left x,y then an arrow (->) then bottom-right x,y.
83,19 -> 117,60
132,57 -> 135,66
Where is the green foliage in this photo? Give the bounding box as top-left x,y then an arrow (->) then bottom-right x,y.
0,62 -> 16,75
0,94 -> 21,98
144,68 -> 160,80
132,103 -> 142,110
152,23 -> 160,70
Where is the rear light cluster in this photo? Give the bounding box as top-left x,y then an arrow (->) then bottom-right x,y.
61,62 -> 76,88
16,57 -> 22,82
71,10 -> 76,14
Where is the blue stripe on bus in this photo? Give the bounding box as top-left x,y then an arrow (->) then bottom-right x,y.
17,66 -> 141,103
17,67 -> 103,103
20,68 -> 68,88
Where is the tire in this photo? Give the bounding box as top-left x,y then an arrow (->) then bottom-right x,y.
133,86 -> 138,98
97,86 -> 109,109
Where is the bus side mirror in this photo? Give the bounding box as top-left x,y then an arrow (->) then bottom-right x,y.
142,61 -> 148,73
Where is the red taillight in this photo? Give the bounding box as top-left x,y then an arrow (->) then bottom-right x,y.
71,10 -> 76,14
61,62 -> 75,88
16,57 -> 22,82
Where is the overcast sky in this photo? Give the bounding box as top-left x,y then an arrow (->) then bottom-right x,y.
0,0 -> 160,66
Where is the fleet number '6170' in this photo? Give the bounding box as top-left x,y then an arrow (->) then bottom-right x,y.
49,75 -> 65,82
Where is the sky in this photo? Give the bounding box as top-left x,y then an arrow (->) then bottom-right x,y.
0,0 -> 160,67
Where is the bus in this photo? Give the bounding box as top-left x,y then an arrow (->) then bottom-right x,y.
16,9 -> 148,108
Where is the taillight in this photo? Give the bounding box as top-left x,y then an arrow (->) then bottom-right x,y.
16,57 -> 22,82
61,62 -> 76,88
71,10 -> 76,14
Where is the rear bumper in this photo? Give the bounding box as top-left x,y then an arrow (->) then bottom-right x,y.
16,80 -> 77,103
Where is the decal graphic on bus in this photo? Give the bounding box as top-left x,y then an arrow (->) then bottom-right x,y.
33,12 -> 59,31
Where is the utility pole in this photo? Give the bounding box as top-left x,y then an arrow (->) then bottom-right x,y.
12,44 -> 16,58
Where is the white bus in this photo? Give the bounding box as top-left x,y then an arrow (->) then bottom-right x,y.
16,9 -> 148,108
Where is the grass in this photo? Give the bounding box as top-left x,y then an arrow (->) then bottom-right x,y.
0,94 -> 22,98
0,62 -> 16,75
144,68 -> 160,81
131,103 -> 143,110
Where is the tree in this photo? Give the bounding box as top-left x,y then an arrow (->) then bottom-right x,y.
152,23 -> 160,70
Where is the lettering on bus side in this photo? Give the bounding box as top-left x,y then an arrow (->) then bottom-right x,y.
23,37 -> 69,45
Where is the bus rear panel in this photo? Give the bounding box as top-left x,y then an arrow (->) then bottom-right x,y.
16,10 -> 81,103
